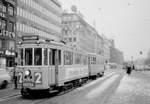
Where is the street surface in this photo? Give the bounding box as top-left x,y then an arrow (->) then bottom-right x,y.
0,69 -> 150,104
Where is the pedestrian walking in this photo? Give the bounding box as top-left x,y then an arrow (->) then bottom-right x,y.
127,65 -> 132,75
13,63 -> 18,89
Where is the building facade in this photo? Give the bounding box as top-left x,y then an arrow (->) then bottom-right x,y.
102,36 -> 110,64
62,13 -> 97,53
16,0 -> 62,41
109,39 -> 124,65
0,0 -> 17,68
62,12 -> 111,65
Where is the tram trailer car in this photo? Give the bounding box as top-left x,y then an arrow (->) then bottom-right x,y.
16,36 -> 105,97
88,53 -> 105,79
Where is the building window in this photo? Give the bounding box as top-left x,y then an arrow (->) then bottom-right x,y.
8,41 -> 15,50
2,4 -> 6,13
8,5 -> 14,16
0,2 -> 2,11
2,39 -> 7,49
73,37 -> 76,42
0,19 -> 2,28
2,19 -> 6,29
69,38 -> 72,42
9,22 -> 14,32
0,40 -> 2,48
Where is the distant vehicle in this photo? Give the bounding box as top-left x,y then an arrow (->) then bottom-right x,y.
109,63 -> 117,69
143,65 -> 150,71
0,69 -> 11,88
134,65 -> 145,71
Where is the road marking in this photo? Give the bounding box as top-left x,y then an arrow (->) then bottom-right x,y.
86,74 -> 119,99
76,72 -> 116,91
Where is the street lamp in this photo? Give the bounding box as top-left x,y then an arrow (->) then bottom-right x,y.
131,56 -> 133,65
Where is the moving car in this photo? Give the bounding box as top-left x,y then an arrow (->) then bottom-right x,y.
0,69 -> 11,89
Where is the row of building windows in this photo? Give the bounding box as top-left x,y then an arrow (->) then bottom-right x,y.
17,7 -> 60,33
17,22 -> 56,39
0,1 -> 14,16
43,0 -> 62,12
19,0 -> 61,24
0,19 -> 14,32
63,37 -> 77,43
0,39 -> 15,50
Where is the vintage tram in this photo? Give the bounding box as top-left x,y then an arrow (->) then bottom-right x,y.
16,35 -> 105,97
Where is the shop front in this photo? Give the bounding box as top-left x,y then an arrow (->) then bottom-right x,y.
0,49 -> 16,69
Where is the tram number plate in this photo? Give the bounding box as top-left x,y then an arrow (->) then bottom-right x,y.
23,83 -> 34,87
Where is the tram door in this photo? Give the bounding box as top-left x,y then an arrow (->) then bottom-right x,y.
49,49 -> 60,85
88,56 -> 91,76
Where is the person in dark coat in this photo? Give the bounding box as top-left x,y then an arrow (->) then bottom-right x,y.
13,63 -> 18,89
127,65 -> 132,75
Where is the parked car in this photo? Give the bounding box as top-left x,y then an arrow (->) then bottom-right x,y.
0,68 -> 11,89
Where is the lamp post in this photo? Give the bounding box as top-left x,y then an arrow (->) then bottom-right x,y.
131,56 -> 133,65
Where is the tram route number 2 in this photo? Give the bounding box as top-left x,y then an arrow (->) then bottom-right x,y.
18,72 -> 23,83
34,72 -> 42,84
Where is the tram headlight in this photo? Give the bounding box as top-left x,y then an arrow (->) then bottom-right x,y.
25,69 -> 31,76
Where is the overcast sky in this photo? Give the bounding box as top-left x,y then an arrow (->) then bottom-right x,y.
59,0 -> 150,61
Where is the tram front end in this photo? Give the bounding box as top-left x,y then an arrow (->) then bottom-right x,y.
16,46 -> 51,97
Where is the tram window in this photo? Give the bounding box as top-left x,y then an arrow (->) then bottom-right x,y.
44,48 -> 48,65
70,52 -> 73,65
34,48 -> 42,66
58,50 -> 61,65
63,51 -> 66,65
19,49 -> 23,66
51,49 -> 56,65
76,54 -> 81,64
64,51 -> 71,65
83,56 -> 87,65
25,48 -> 33,65
75,53 -> 78,64
49,49 -> 52,65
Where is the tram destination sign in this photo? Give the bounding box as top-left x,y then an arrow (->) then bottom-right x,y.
22,35 -> 39,41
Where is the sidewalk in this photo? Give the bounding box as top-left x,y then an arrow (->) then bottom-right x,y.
141,70 -> 150,76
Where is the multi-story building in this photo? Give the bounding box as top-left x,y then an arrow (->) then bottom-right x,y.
62,11 -> 111,65
16,0 -> 62,41
109,39 -> 124,65
62,13 -> 97,53
0,0 -> 17,68
102,36 -> 110,63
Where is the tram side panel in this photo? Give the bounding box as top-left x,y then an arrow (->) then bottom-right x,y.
57,65 -> 89,86
89,65 -> 104,76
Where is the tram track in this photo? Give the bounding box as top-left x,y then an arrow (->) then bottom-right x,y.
28,72 -> 118,104
0,93 -> 21,102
